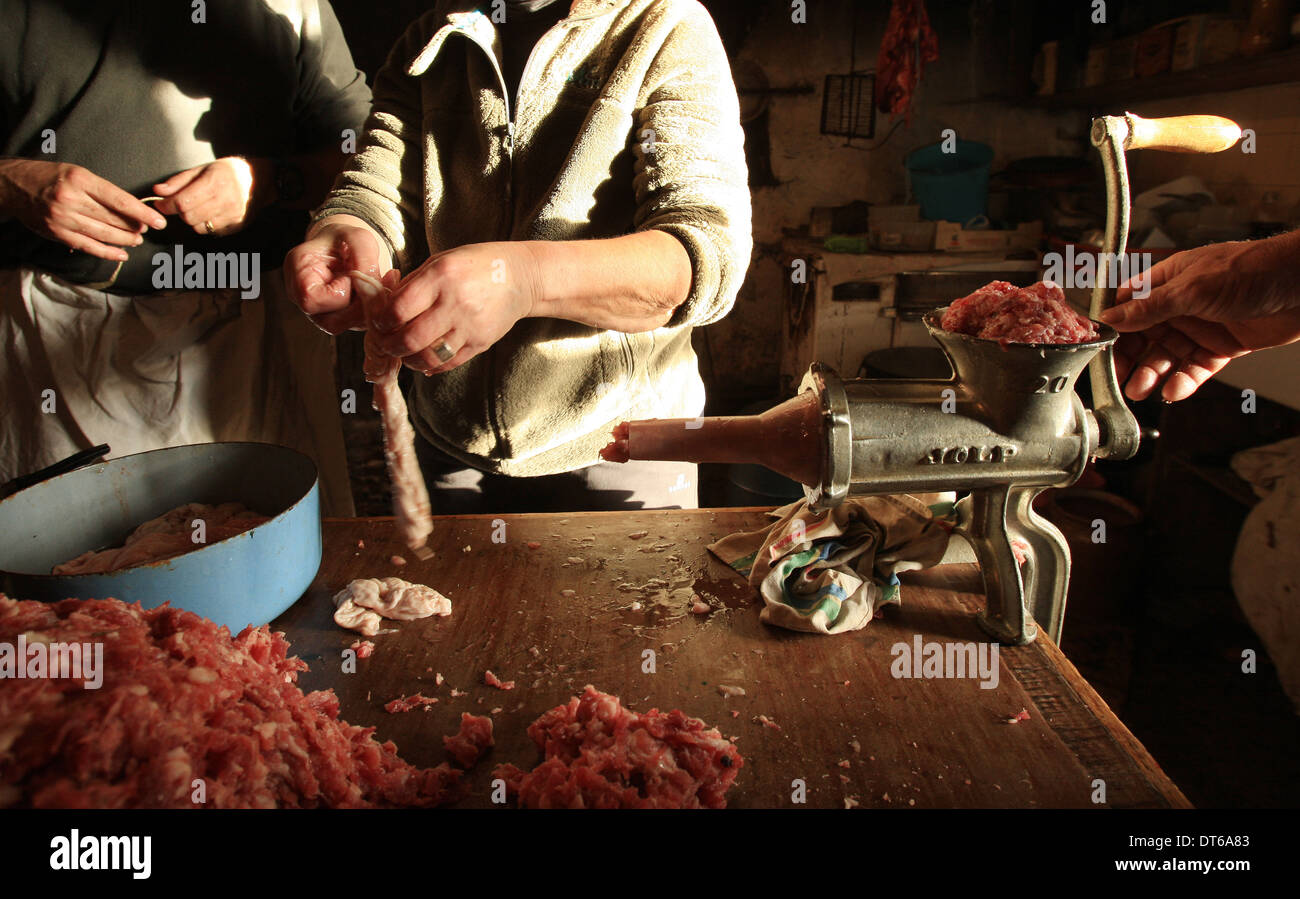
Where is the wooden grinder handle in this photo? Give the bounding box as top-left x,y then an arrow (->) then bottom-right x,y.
1124,113 -> 1241,154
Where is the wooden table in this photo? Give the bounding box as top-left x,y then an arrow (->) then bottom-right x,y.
273,509 -> 1190,809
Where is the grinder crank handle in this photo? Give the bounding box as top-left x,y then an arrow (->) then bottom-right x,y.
1123,114 -> 1242,153
1087,112 -> 1241,460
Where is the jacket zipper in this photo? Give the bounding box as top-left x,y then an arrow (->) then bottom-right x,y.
452,16 -> 565,216
448,30 -> 516,213
445,18 -> 567,454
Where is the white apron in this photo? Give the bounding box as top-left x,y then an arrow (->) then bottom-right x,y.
0,268 -> 354,516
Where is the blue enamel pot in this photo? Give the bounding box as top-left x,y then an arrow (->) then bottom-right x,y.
0,442 -> 321,632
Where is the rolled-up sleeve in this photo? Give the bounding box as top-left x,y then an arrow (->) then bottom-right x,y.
632,7 -> 752,328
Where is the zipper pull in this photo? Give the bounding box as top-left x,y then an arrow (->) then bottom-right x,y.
505,121 -> 516,153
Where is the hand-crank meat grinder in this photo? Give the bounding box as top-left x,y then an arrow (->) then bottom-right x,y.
611,113 -> 1241,644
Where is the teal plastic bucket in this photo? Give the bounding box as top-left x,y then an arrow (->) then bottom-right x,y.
906,140 -> 994,224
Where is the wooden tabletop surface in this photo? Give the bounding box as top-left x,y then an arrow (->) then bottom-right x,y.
272,508 -> 1191,809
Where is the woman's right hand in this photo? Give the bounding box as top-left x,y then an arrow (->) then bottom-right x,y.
284,216 -> 390,334
0,159 -> 167,261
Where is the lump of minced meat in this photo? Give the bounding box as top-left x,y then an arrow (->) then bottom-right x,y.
484,671 -> 515,691
332,577 -> 451,636
384,694 -> 438,713
349,640 -> 375,660
0,595 -> 460,808
940,281 -> 1098,345
443,714 -> 494,768
493,686 -> 744,809
52,502 -> 270,575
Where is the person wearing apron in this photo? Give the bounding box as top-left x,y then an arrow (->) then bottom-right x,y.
0,0 -> 372,515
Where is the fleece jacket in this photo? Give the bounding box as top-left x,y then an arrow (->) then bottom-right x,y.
315,0 -> 752,475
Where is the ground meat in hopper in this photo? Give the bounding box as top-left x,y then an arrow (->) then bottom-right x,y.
940,281 -> 1098,345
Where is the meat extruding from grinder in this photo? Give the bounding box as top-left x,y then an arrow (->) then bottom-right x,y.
493,686 -> 744,808
350,270 -> 434,559
52,502 -> 270,575
332,577 -> 451,636
0,595 -> 460,808
940,280 -> 1098,345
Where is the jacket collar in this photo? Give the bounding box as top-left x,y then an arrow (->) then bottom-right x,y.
407,0 -> 631,76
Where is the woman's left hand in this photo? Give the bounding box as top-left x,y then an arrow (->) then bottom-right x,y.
152,157 -> 265,237
369,241 -> 541,374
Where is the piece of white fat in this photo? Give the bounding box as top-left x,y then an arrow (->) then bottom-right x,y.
332,577 -> 452,636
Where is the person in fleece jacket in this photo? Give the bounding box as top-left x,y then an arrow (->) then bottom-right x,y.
285,0 -> 751,514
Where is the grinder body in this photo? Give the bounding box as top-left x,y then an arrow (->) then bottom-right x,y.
801,315 -> 1116,644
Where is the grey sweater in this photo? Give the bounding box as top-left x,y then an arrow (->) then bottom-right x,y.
316,0 -> 752,476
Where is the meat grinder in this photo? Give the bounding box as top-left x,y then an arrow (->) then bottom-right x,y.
614,113 -> 1241,644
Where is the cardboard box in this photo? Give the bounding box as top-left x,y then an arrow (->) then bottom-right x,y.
868,205 -> 921,228
1084,44 -> 1108,86
934,221 -> 1043,253
1106,36 -> 1138,82
1136,24 -> 1175,77
1172,15 -> 1243,70
871,220 -> 936,252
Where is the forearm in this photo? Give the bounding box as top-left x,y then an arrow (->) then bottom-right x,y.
1243,229 -> 1300,313
525,230 -> 692,332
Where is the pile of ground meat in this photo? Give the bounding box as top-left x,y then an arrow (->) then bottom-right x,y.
494,686 -> 743,809
0,595 -> 460,808
939,281 -> 1098,345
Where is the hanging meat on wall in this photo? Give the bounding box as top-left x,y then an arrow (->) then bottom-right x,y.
875,0 -> 939,122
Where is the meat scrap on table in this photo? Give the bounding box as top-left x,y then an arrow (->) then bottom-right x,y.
384,694 -> 439,714
52,502 -> 269,575
332,577 -> 451,636
0,595 -> 460,808
493,686 -> 744,809
484,670 -> 516,691
351,270 -> 434,560
443,714 -> 494,768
